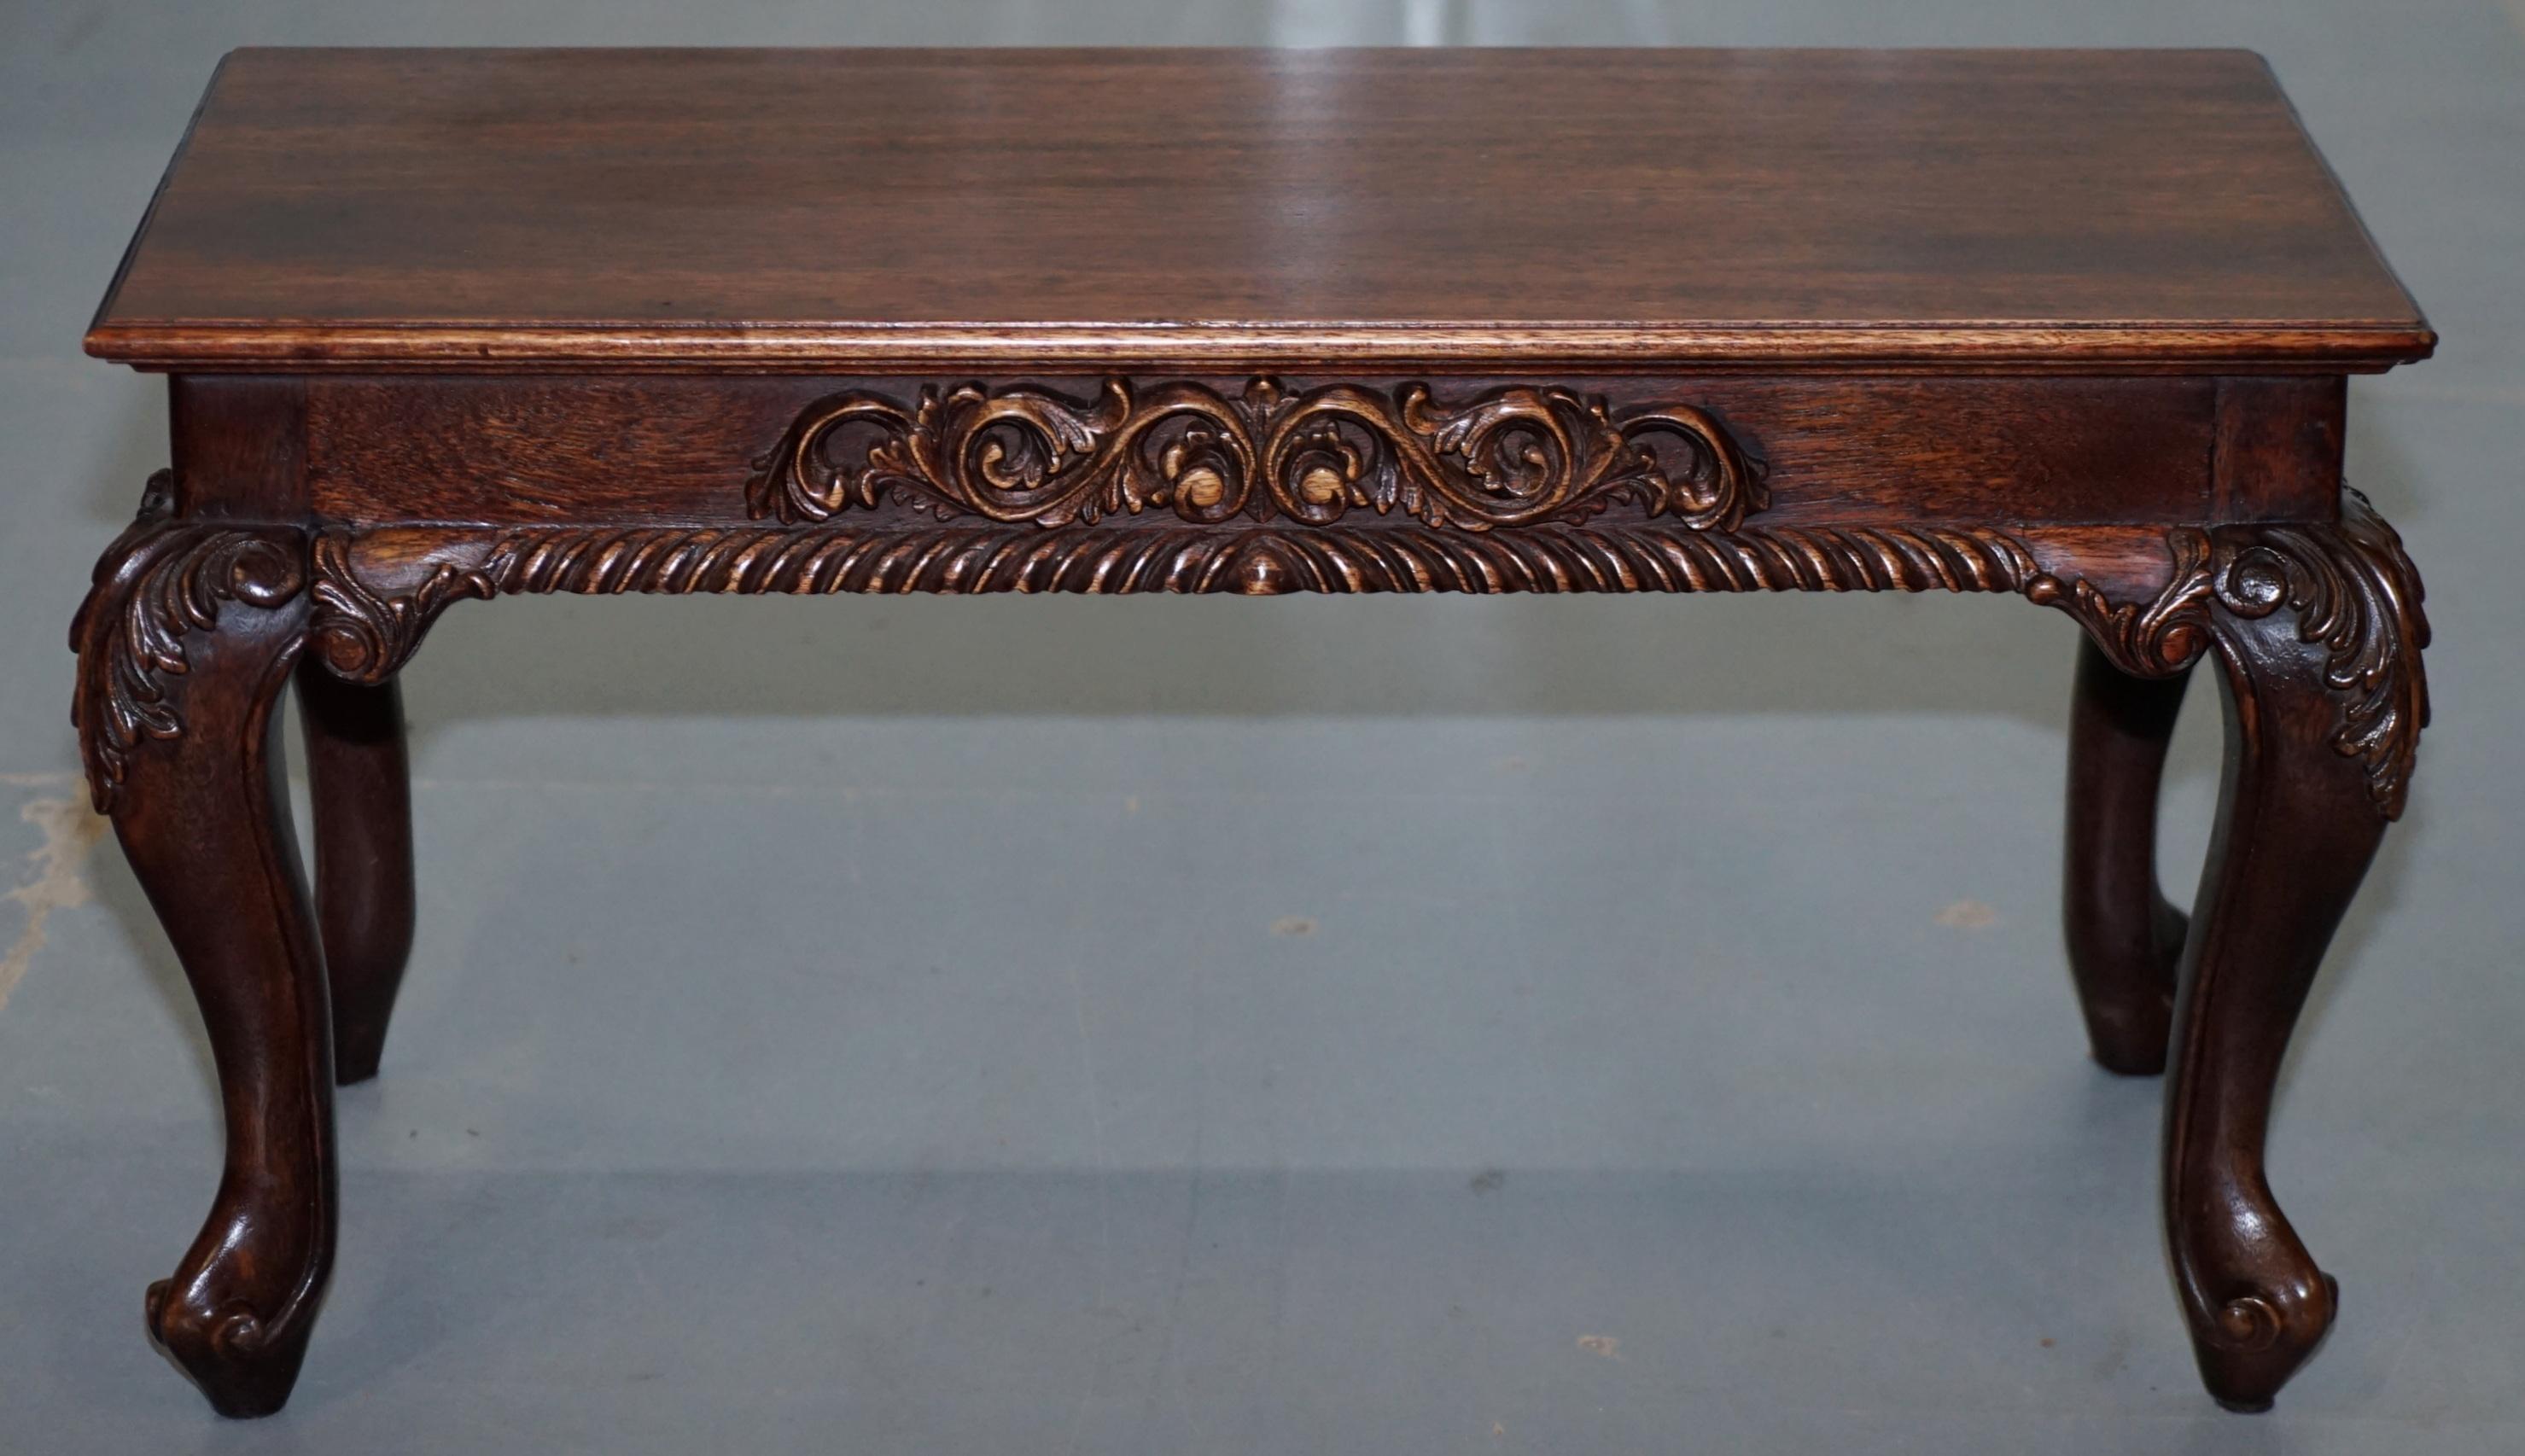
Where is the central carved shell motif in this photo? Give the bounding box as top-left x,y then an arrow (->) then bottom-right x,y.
746,377 -> 1766,533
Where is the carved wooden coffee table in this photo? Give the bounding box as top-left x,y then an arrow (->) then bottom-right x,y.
76,48 -> 2434,1417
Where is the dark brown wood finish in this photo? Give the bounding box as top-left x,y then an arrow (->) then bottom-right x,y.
2166,589 -> 2389,1410
71,48 -> 2435,1419
90,48 -> 2427,374
2064,640 -> 2196,1075
69,475 -> 335,1418
293,663 -> 415,1086
298,375 -> 2231,527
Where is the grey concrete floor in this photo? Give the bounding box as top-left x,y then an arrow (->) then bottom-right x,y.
3,1 -> 2522,1451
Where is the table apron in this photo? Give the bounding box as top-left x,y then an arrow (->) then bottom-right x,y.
209,374 -> 2345,532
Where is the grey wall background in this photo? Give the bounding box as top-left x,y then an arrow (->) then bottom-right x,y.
3,2 -> 2519,1452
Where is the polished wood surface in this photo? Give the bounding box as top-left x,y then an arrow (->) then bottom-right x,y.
2063,639 -> 2195,1075
68,46 -> 2438,1422
89,47 -> 2430,372
293,664 -> 414,1086
69,473 -> 334,1418
299,374 -> 2235,524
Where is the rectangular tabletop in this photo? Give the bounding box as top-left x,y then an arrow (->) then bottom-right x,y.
88,47 -> 2431,373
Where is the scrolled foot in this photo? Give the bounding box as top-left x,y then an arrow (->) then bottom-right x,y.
2038,486 -> 2423,1409
2126,488 -> 2420,1410
2192,1267 -> 2339,1412
75,476 -> 338,1418
146,1267 -> 318,1418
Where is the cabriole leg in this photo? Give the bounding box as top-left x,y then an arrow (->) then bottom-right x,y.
2063,638 -> 2195,1074
2042,489 -> 2427,1409
2156,498 -> 2423,1410
295,662 -> 416,1085
73,485 -> 335,1417
2165,603 -> 2379,1409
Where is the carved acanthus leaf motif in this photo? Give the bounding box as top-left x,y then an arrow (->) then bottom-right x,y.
2219,492 -> 2430,818
745,378 -> 1767,533
306,533 -> 498,684
2028,489 -> 2428,818
69,473 -> 307,812
2025,528 -> 2219,677
306,489 -> 2423,818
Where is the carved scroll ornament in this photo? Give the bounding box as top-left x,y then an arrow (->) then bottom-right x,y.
745,377 -> 1768,533
69,473 -> 306,812
302,494 -> 2424,818
72,469 -> 2421,827
2027,489 -> 2429,818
